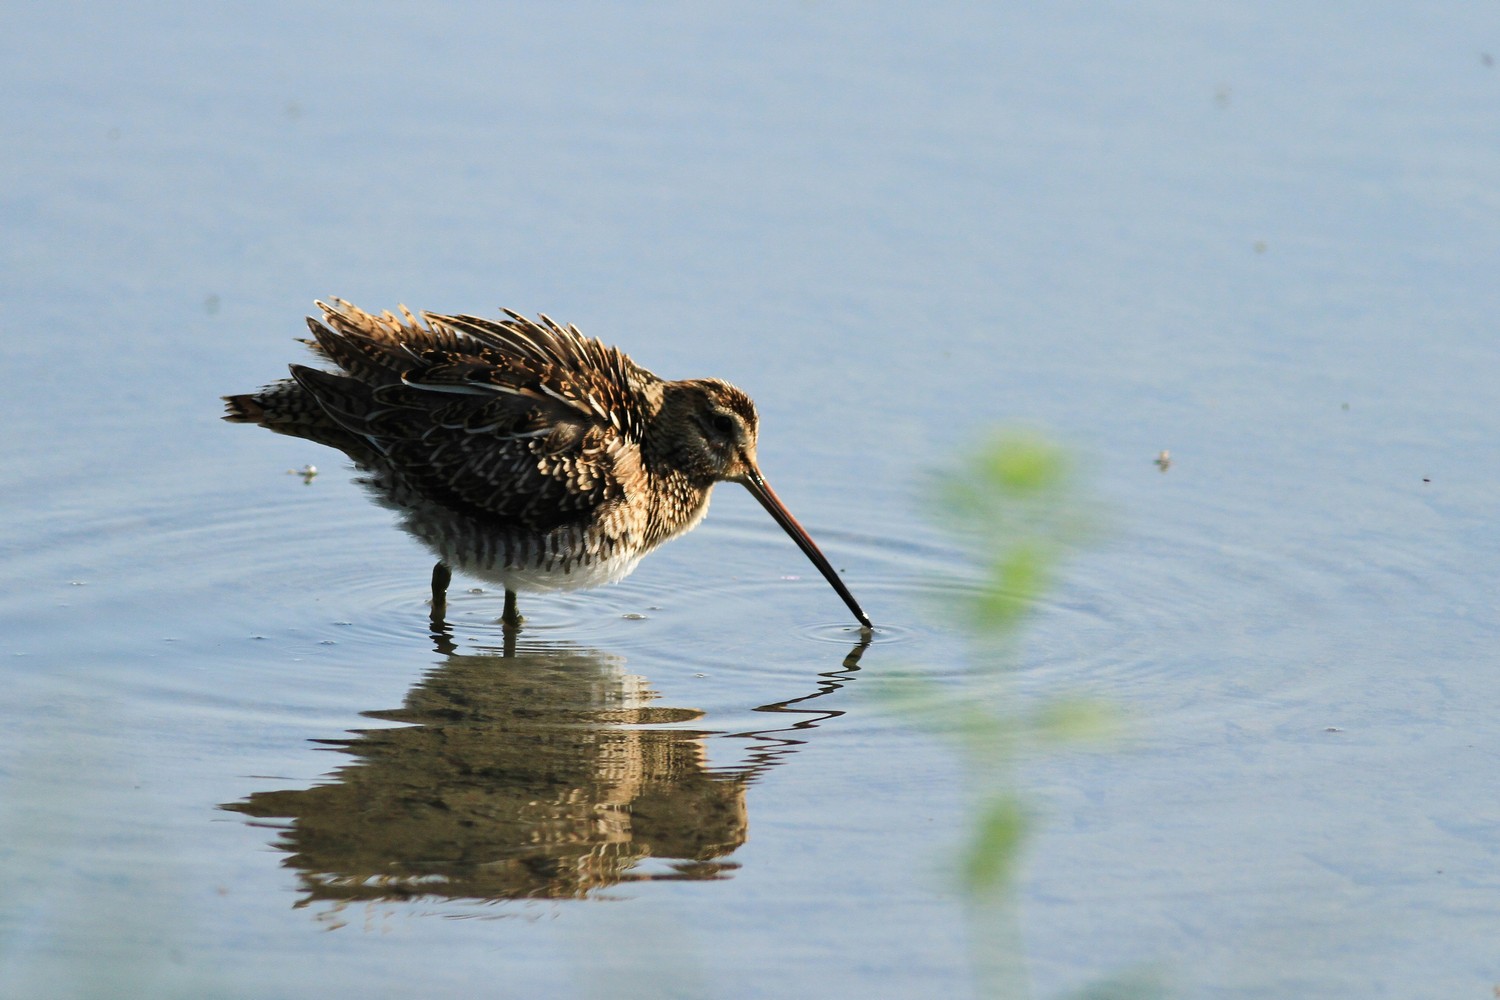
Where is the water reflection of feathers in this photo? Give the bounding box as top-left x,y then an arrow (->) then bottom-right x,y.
224,636 -> 867,914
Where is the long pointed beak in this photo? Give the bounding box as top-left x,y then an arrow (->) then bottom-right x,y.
741,464 -> 873,629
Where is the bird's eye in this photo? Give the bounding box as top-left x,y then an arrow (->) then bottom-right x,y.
710,413 -> 735,435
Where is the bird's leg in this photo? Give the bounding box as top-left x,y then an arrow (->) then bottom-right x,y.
430,562 -> 451,620
502,588 -> 522,629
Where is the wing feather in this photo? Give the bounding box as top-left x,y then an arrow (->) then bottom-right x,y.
280,300 -> 661,531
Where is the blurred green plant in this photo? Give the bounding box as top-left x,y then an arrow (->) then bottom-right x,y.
885,430 -> 1164,999
935,431 -> 1092,645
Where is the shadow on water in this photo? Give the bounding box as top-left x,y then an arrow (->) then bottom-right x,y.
223,620 -> 868,915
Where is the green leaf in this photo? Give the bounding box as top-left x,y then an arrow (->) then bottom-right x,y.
962,795 -> 1030,895
972,543 -> 1053,631
979,434 -> 1069,496
1032,698 -> 1119,742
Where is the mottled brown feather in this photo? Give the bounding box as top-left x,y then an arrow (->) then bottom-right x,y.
262,302 -> 653,534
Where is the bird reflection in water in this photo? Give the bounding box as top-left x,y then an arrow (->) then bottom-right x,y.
223,627 -> 867,921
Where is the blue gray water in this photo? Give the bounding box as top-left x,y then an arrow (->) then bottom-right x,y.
3,4 -> 1498,998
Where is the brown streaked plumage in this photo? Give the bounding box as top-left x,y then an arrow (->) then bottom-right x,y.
223,299 -> 872,629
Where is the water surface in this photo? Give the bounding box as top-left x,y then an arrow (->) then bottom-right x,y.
3,4 -> 1499,998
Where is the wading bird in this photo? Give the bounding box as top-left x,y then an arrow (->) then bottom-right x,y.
224,299 -> 871,629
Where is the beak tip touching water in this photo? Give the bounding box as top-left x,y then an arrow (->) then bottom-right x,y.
740,470 -> 873,630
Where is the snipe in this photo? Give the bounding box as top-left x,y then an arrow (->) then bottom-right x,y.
224,299 -> 872,629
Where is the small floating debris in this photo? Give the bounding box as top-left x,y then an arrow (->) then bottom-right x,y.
621,612 -> 648,621
287,464 -> 318,484
1154,450 -> 1172,472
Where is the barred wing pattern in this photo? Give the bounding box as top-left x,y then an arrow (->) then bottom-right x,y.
280,300 -> 659,533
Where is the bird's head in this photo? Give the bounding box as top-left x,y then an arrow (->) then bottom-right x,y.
654,376 -> 873,629
655,378 -> 762,485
